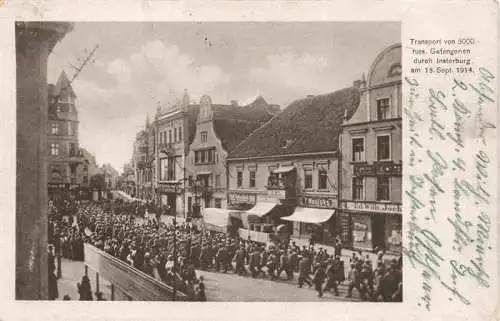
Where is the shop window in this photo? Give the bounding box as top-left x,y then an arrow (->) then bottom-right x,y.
237,171 -> 243,187
249,170 -> 256,188
318,170 -> 328,190
304,169 -> 312,189
352,177 -> 364,200
51,123 -> 59,135
50,143 -> 59,156
377,135 -> 391,161
377,98 -> 390,120
201,131 -> 208,143
352,137 -> 365,161
214,198 -> 222,208
377,176 -> 390,201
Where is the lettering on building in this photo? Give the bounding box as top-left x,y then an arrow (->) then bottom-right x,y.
353,163 -> 402,177
300,196 -> 337,208
341,200 -> 402,214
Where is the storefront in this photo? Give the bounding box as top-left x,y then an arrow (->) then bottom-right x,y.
340,200 -> 402,254
156,184 -> 182,215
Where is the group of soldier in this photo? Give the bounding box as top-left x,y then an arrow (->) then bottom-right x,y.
50,200 -> 402,302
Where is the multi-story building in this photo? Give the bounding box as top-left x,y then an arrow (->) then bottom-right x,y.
132,129 -> 148,199
76,147 -> 101,198
227,89 -> 359,244
338,43 -> 402,254
47,71 -> 85,203
144,115 -> 156,200
153,90 -> 198,215
186,96 -> 279,217
101,163 -> 119,190
122,161 -> 136,196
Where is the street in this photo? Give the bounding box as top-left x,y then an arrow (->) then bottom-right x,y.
59,258 -> 360,302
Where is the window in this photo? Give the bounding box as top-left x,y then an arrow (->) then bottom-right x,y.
169,130 -> 172,143
174,128 -> 178,142
201,131 -> 208,143
268,173 -> 280,189
377,98 -> 390,120
179,126 -> 182,141
68,123 -> 73,136
237,171 -> 243,187
352,177 -> 364,200
318,170 -> 328,190
215,174 -> 221,188
352,138 -> 365,162
195,151 -> 199,163
207,150 -> 213,163
214,198 -> 222,208
69,143 -> 77,156
377,177 -> 390,201
249,171 -> 256,188
304,169 -> 313,189
83,165 -> 88,172
50,143 -> 59,156
83,176 -> 88,185
56,104 -> 62,113
51,123 -> 59,135
377,135 -> 391,161
167,157 -> 175,181
194,149 -> 215,165
201,151 -> 206,163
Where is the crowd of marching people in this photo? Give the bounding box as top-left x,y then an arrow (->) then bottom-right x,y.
49,200 -> 403,302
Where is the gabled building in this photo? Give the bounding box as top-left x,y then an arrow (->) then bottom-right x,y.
338,43 -> 402,254
47,71 -> 85,203
227,88 -> 359,244
185,96 -> 279,216
153,90 -> 199,215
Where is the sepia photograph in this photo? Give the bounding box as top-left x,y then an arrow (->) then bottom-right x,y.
16,21 -> 403,302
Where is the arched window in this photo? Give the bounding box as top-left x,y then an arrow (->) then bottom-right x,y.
388,64 -> 402,77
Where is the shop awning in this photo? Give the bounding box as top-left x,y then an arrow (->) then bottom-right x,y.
273,166 -> 296,174
281,207 -> 335,224
246,202 -> 277,217
203,208 -> 241,231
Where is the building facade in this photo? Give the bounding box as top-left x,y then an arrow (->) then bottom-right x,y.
186,96 -> 278,217
338,43 -> 402,254
133,129 -> 149,200
47,71 -> 85,203
153,91 -> 197,216
227,89 -> 359,244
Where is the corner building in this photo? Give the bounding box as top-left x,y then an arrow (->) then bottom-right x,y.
338,43 -> 402,254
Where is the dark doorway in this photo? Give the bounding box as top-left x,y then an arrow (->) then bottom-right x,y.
371,215 -> 386,251
167,193 -> 177,215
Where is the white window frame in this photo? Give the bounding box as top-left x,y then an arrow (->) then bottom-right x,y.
237,171 -> 243,188
376,97 -> 391,121
351,136 -> 366,162
201,131 -> 208,144
51,122 -> 59,135
50,143 -> 59,156
352,176 -> 365,200
376,133 -> 392,162
249,170 -> 256,188
303,168 -> 313,190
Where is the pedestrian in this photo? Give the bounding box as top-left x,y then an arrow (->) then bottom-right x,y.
312,263 -> 326,297
346,263 -> 361,299
298,255 -> 312,288
196,276 -> 207,301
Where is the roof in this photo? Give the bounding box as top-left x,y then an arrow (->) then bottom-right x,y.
54,70 -> 76,99
212,97 -> 278,152
228,87 -> 360,159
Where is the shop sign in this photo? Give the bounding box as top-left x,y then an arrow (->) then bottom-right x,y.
353,163 -> 402,177
156,185 -> 179,194
257,194 -> 279,204
300,196 -> 337,208
229,192 -> 256,205
48,183 -> 66,189
341,200 -> 401,214
267,189 -> 286,199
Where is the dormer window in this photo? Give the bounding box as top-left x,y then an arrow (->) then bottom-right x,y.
376,98 -> 390,120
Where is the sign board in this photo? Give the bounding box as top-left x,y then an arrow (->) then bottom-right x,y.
228,192 -> 256,205
300,195 -> 337,208
353,162 -> 402,177
84,244 -> 188,301
48,183 -> 66,189
341,200 -> 402,214
267,189 -> 286,199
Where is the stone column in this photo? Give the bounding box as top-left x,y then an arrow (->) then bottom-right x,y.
16,22 -> 73,300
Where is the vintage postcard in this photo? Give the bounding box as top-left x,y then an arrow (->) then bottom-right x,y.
0,1 -> 497,321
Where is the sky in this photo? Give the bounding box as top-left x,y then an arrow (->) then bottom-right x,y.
48,22 -> 400,173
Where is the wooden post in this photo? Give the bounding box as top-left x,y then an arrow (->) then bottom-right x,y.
95,272 -> 100,294
111,284 -> 115,301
